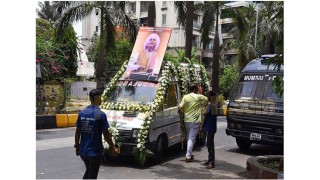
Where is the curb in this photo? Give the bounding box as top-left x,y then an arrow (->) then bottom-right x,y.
246,155 -> 284,179
36,114 -> 78,129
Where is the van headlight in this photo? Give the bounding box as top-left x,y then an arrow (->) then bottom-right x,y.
132,129 -> 140,138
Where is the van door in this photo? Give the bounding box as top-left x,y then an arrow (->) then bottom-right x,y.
162,83 -> 181,146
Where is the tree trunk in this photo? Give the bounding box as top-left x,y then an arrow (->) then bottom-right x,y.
185,1 -> 194,60
96,7 -> 107,89
147,1 -> 156,27
212,3 -> 220,94
212,32 -> 220,94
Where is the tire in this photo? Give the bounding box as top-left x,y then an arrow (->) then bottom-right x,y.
196,131 -> 207,146
152,136 -> 163,164
236,138 -> 252,150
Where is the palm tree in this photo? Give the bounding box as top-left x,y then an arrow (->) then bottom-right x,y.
54,1 -> 137,89
36,1 -> 61,26
222,3 -> 258,70
147,1 -> 156,26
257,1 -> 283,54
174,1 -> 194,60
196,1 -> 223,94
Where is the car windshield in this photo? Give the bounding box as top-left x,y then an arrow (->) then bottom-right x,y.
231,74 -> 283,102
108,80 -> 159,105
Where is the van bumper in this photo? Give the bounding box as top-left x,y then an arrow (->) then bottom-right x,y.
226,128 -> 283,145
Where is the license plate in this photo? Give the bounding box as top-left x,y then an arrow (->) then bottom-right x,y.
250,133 -> 262,141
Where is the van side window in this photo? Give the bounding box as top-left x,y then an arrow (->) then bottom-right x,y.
163,83 -> 178,109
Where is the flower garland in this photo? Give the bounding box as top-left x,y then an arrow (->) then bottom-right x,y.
199,64 -> 210,93
101,60 -> 128,103
103,121 -> 123,156
132,63 -> 170,165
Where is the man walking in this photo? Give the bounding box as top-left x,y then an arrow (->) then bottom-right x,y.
75,89 -> 119,179
178,84 -> 208,162
202,91 -> 218,169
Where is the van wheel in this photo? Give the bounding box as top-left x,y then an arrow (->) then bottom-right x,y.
236,138 -> 252,150
152,136 -> 163,164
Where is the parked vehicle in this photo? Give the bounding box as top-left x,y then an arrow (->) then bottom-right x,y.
226,55 -> 283,150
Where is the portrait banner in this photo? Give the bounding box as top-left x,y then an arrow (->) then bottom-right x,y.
122,27 -> 172,81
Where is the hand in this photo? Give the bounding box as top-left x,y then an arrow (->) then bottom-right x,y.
112,147 -> 120,155
75,148 -> 80,156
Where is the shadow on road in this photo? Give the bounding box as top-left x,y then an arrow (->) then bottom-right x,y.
226,144 -> 284,156
101,142 -> 205,169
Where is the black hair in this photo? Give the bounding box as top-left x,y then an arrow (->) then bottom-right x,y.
190,84 -> 198,92
208,91 -> 217,97
89,89 -> 102,100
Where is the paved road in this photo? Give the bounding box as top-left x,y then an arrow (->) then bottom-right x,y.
36,116 -> 283,179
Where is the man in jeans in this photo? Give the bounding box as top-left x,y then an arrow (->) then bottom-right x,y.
179,84 -> 208,162
75,89 -> 119,179
202,91 -> 218,169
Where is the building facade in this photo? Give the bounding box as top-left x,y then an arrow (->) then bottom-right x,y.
81,1 -> 249,66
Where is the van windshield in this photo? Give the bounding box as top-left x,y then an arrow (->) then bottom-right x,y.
231,74 -> 283,102
108,80 -> 159,105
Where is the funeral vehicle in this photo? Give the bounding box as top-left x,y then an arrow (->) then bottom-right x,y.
101,62 -> 209,163
226,54 -> 283,150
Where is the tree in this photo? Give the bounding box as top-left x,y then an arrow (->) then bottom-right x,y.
36,1 -> 61,26
222,3 -> 258,70
219,65 -> 239,97
174,1 -> 194,60
54,1 -> 137,89
197,1 -> 223,94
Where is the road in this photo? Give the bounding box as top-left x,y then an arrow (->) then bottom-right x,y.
36,116 -> 283,179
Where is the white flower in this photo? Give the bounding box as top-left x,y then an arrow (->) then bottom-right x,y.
147,116 -> 152,121
137,143 -> 141,148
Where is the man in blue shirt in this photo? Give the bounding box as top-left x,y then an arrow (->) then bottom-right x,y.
75,89 -> 119,179
201,91 -> 218,169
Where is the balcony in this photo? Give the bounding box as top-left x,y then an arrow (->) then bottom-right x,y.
193,21 -> 201,29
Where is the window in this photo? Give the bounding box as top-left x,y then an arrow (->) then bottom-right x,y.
162,14 -> 166,26
163,83 -> 178,109
96,26 -> 98,32
221,23 -> 234,33
140,1 -> 148,12
162,1 -> 167,7
130,2 -> 136,13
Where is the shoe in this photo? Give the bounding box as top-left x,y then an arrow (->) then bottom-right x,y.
186,158 -> 193,163
191,155 -> 194,160
203,161 -> 210,166
206,164 -> 215,169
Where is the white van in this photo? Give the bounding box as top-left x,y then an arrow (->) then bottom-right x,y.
101,62 -> 208,163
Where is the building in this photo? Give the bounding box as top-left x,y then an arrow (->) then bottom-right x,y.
81,1 -> 250,67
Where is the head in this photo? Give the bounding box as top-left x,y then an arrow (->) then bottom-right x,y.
208,91 -> 217,102
89,89 -> 102,106
190,84 -> 199,93
144,33 -> 160,52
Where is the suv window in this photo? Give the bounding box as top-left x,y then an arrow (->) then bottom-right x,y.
163,83 -> 178,109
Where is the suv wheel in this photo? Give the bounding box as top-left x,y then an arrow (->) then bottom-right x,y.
236,138 -> 252,150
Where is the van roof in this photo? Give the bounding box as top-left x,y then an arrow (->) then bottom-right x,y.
242,55 -> 284,73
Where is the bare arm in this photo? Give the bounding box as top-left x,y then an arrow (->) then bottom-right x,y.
103,129 -> 120,154
75,127 -> 80,156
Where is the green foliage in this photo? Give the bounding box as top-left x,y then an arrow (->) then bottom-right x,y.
92,34 -> 133,83
219,65 -> 239,97
53,26 -> 79,78
36,18 -> 79,81
36,18 -> 53,41
132,147 -> 154,166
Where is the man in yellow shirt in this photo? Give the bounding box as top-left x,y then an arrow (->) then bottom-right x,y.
178,84 -> 208,162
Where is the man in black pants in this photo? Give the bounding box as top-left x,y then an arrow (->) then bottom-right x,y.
75,89 -> 119,179
202,91 -> 218,169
